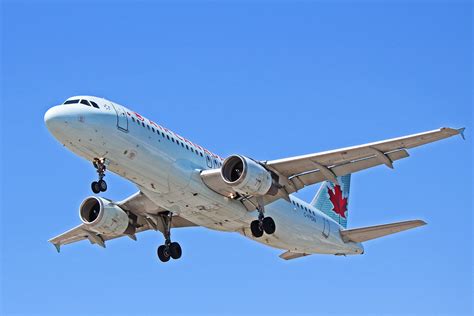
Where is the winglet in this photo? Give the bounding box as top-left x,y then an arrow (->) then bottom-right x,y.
457,127 -> 466,140
53,243 -> 61,253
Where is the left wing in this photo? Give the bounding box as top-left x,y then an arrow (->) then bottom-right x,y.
201,127 -> 464,211
49,191 -> 197,252
265,127 -> 464,192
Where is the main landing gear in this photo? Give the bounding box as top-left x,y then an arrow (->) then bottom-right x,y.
250,203 -> 276,238
156,212 -> 182,263
91,158 -> 107,194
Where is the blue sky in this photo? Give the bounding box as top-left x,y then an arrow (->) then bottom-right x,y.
1,1 -> 472,315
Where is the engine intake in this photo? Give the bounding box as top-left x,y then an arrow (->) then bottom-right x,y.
79,196 -> 133,236
221,155 -> 277,196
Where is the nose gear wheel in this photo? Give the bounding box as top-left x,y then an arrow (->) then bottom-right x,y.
91,158 -> 107,193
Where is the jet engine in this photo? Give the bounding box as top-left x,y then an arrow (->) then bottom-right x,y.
221,155 -> 278,196
79,196 -> 134,235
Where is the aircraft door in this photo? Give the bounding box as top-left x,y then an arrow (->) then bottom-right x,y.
322,218 -> 330,238
111,103 -> 128,132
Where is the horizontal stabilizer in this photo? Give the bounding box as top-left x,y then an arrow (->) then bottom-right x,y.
340,220 -> 426,243
279,251 -> 310,260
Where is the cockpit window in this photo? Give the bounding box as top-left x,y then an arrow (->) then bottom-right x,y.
63,99 -> 79,105
63,98 -> 100,109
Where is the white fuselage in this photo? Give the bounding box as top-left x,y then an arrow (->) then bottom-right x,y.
45,96 -> 363,255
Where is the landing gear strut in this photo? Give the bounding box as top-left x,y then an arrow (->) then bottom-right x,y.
156,212 -> 182,263
250,201 -> 276,238
91,158 -> 107,194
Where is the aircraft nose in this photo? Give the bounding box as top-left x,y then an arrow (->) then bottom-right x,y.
44,105 -> 69,131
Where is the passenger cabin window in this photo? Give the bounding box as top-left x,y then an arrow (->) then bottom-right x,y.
80,99 -> 91,106
63,99 -> 79,104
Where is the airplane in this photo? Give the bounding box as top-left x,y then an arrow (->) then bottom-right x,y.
44,96 -> 465,262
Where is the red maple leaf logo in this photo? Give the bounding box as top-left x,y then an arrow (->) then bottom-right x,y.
328,185 -> 348,218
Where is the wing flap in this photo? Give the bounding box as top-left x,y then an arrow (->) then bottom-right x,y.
291,149 -> 409,190
267,127 -> 462,177
340,220 -> 426,243
48,224 -> 152,252
49,225 -> 90,249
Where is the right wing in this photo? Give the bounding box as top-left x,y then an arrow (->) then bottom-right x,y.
49,191 -> 197,252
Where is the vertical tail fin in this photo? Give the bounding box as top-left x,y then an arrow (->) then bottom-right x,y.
310,174 -> 351,228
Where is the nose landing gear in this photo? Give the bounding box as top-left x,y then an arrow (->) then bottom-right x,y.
156,212 -> 182,263
91,158 -> 107,194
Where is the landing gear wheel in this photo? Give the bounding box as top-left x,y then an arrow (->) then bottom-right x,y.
156,212 -> 183,263
91,158 -> 107,194
91,181 -> 101,194
98,179 -> 107,192
262,217 -> 276,235
250,220 -> 264,238
157,245 -> 171,262
169,242 -> 182,259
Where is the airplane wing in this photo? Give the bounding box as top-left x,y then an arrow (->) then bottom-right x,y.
201,127 -> 464,211
49,191 -> 197,252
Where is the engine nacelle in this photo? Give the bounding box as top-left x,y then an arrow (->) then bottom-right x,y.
221,155 -> 276,196
79,196 -> 132,235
